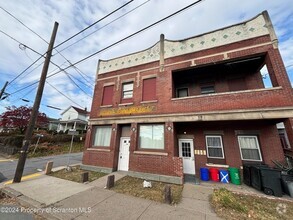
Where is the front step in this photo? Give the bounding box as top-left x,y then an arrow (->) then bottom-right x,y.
184,174 -> 200,185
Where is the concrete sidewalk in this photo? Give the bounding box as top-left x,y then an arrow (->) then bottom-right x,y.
1,172 -> 220,220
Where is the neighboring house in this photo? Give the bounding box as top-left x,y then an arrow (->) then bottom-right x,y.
48,118 -> 59,131
82,11 -> 293,184
55,106 -> 89,133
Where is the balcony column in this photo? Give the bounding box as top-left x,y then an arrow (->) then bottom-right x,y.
165,122 -> 175,156
284,118 -> 293,149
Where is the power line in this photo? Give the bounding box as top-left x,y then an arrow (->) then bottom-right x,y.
1,30 -> 92,97
0,29 -> 44,57
53,0 -> 134,50
0,4 -> 95,87
56,0 -> 151,54
46,81 -> 84,108
0,6 -> 47,43
9,0 -> 204,96
2,1 -> 135,91
50,0 -> 205,72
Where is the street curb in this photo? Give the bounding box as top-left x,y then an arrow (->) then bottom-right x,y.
1,186 -> 59,220
51,163 -> 82,172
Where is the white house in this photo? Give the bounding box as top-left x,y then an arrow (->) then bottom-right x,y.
50,106 -> 89,134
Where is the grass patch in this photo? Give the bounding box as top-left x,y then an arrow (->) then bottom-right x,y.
112,176 -> 183,204
49,166 -> 107,183
211,188 -> 293,220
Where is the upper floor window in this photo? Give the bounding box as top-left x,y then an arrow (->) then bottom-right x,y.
122,82 -> 134,99
206,135 -> 224,159
177,88 -> 188,98
201,84 -> 215,94
102,85 -> 114,106
142,78 -> 156,101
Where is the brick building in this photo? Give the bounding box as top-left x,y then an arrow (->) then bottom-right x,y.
82,11 -> 293,184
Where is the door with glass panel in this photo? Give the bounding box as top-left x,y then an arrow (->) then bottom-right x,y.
179,139 -> 195,174
118,137 -> 130,171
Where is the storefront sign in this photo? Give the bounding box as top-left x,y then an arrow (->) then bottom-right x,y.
99,105 -> 156,116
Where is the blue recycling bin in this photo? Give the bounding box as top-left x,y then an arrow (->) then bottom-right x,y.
200,168 -> 209,181
220,170 -> 229,183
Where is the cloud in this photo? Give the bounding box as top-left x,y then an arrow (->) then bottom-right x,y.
0,0 -> 293,118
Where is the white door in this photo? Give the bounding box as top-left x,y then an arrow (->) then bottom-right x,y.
118,137 -> 130,171
179,139 -> 195,174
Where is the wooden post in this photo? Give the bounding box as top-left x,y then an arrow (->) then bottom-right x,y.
164,185 -> 172,204
106,175 -> 115,189
45,161 -> 54,175
81,172 -> 89,183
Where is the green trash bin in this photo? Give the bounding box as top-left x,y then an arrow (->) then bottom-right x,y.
229,167 -> 241,185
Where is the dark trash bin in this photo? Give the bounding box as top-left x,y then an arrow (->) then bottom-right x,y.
260,168 -> 282,197
251,166 -> 282,197
281,174 -> 293,196
243,163 -> 268,186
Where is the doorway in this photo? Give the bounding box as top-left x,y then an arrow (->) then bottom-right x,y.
118,137 -> 130,171
178,139 -> 195,175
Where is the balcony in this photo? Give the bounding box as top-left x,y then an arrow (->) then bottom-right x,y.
172,54 -> 269,99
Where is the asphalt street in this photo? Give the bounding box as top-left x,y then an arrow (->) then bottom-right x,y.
0,152 -> 82,182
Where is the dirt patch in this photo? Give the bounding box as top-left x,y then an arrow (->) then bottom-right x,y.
0,191 -> 18,205
112,176 -> 183,204
0,191 -> 45,219
49,166 -> 107,183
211,188 -> 293,220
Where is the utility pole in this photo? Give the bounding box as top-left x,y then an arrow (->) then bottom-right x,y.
0,81 -> 8,100
13,22 -> 59,183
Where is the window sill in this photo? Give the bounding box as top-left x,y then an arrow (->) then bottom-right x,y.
100,105 -> 112,108
171,86 -> 283,101
87,148 -> 110,152
140,100 -> 158,104
134,151 -> 168,156
206,163 -> 229,168
119,102 -> 133,106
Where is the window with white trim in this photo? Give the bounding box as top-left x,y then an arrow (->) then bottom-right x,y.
206,135 -> 224,159
92,126 -> 111,147
122,82 -> 133,99
238,136 -> 262,161
139,124 -> 164,149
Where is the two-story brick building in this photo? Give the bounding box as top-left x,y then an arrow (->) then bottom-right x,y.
82,11 -> 293,184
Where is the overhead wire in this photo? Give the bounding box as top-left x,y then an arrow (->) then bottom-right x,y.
1,0 -> 134,89
56,0 -> 151,54
8,0 -> 204,96
53,0 -> 134,49
0,29 -> 92,97
46,81 -> 84,108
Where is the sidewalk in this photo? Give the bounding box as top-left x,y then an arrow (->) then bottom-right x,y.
1,172 -> 220,220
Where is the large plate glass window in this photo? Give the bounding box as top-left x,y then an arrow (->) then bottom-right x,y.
92,126 -> 112,147
139,124 -> 164,149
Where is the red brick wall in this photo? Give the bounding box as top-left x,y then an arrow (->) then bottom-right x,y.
129,154 -> 183,177
175,121 -> 285,176
83,150 -> 115,168
90,36 -> 293,119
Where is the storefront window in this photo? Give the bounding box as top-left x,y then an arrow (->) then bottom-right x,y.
92,126 -> 111,147
139,124 -> 164,149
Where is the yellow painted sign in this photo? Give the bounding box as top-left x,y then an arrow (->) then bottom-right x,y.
99,105 -> 156,116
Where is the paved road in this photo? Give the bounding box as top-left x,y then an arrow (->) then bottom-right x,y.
0,152 -> 83,182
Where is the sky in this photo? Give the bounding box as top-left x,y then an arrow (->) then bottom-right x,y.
0,0 -> 292,119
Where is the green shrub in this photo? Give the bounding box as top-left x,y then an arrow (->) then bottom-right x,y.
3,135 -> 24,148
